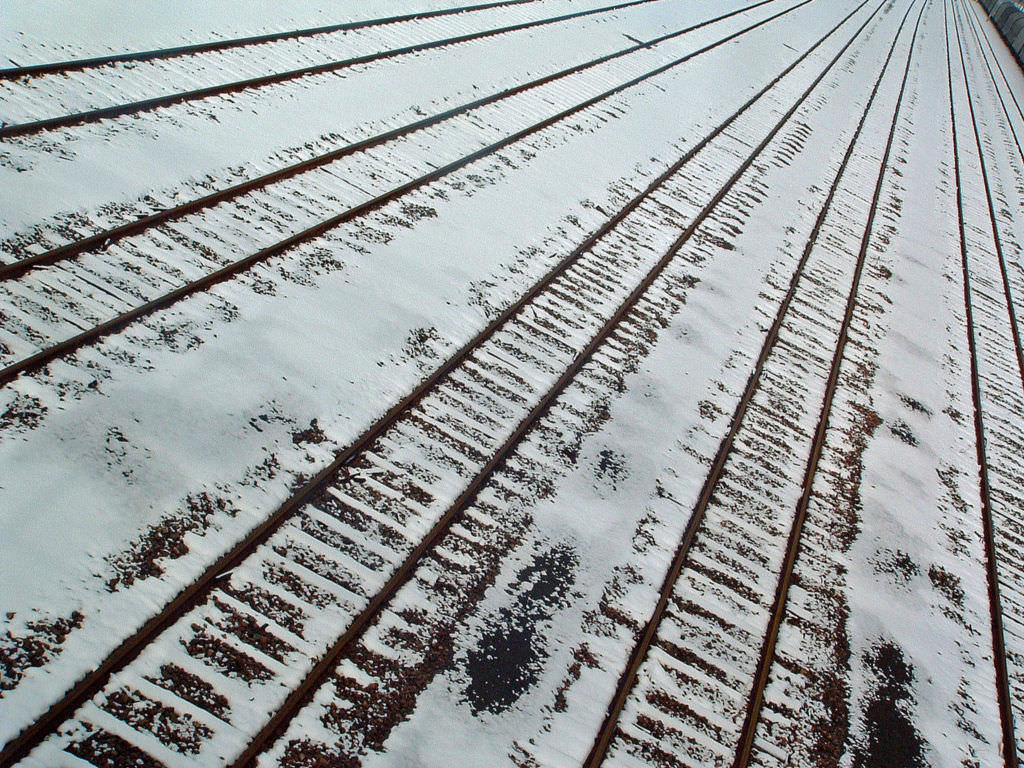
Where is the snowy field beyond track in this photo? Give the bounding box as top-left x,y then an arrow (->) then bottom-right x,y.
1,0 -> 1023,766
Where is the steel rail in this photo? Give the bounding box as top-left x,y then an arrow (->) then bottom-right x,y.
0,0 -> 816,390
730,2 -> 925,765
0,0 -> 543,80
582,1 -> 919,765
0,2 -> 865,763
0,0 -> 779,282
227,3 -> 898,763
946,0 -> 1020,764
0,0 -> 667,139
952,0 -> 1024,407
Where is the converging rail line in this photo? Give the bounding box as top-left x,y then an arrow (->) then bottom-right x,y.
962,0 -> 1024,159
3,0 -> 1022,765
967,0 -> 1024,121
583,0 -> 922,764
949,0 -> 1023,762
0,0 -> 812,390
0,0 -> 546,79
0,1 -> 891,764
0,0 -> 667,139
730,4 -> 923,765
952,2 -> 1024,394
229,4 -> 897,765
0,0 -> 778,282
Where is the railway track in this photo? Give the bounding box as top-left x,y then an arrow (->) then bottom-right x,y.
952,3 -> 1024,393
724,3 -> 1024,764
279,0 -> 931,762
729,5 -> 925,766
2,0 -> 679,140
948,9 -> 1020,767
968,0 -> 1024,126
0,0 -> 778,281
950,32 -> 1024,749
0,0 -> 672,139
0,0 -> 814,390
232,3 -> 909,764
719,3 -> 1022,763
576,0 -> 928,764
962,0 -> 1024,158
4,0 -> 1022,766
948,0 -> 1024,761
0,0 -> 546,80
0,1 -> 896,765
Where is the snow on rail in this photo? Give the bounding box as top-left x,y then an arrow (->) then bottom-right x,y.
1,0 -> 1023,766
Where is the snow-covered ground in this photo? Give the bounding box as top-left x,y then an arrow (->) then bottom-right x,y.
1,0 -> 1023,766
